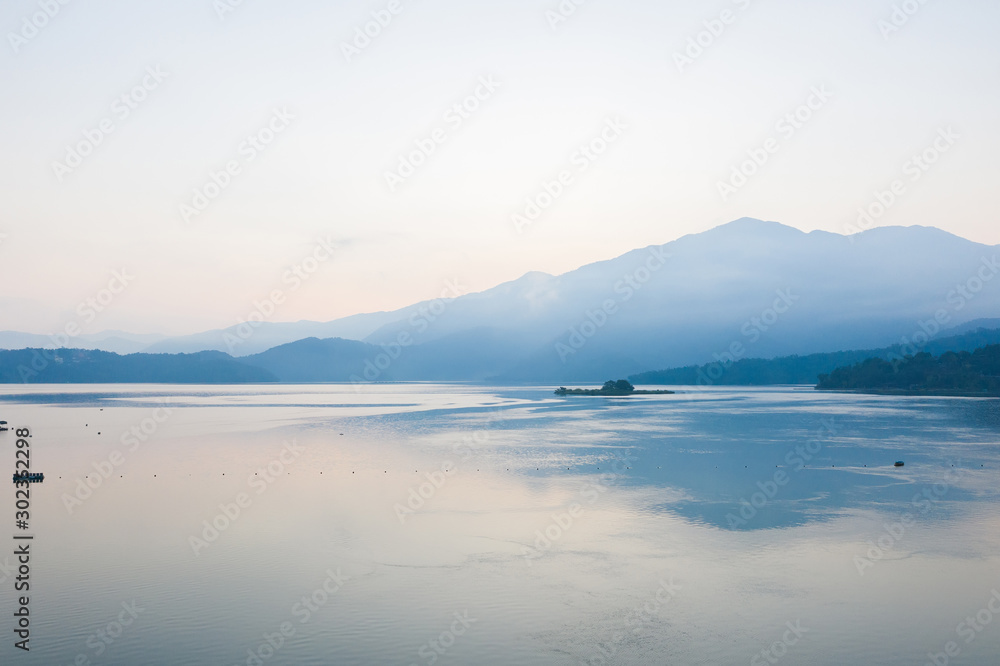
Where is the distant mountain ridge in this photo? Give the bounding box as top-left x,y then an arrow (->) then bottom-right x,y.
2,219 -> 998,383
0,330 -> 166,355
6,327 -> 998,385
0,349 -> 275,384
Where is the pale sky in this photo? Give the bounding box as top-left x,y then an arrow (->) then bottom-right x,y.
1,0 -> 998,336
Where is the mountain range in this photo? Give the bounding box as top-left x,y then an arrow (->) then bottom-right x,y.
2,218 -> 998,383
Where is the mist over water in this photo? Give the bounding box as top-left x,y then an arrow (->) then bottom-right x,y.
1,384 -> 998,665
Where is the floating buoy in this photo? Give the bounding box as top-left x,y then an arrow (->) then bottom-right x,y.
894,461 -> 905,467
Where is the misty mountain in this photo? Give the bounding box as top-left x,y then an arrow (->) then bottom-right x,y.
3,219 -> 998,383
0,330 -> 165,355
138,311 -> 410,356
244,328 -> 542,383
243,337 -> 382,383
0,349 -> 276,384
362,218 -> 1000,381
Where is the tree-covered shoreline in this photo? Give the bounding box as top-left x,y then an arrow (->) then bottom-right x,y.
816,345 -> 1000,396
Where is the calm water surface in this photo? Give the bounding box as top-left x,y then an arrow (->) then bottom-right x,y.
1,384 -> 998,665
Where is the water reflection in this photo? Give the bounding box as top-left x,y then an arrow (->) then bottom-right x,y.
0,385 -> 998,664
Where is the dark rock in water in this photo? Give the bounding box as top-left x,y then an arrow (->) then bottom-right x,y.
894,461 -> 905,467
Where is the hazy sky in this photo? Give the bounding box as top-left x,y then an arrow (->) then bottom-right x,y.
1,0 -> 998,335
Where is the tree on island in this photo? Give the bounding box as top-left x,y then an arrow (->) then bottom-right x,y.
555,379 -> 672,396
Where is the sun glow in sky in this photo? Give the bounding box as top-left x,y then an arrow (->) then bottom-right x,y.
1,0 -> 998,335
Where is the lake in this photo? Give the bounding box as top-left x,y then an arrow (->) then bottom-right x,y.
1,384 -> 998,665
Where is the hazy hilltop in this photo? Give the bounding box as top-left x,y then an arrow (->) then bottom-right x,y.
0,349 -> 276,384
0,330 -> 165,355
2,219 -> 998,383
358,218 -> 1000,381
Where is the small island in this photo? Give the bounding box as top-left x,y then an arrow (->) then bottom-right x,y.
554,379 -> 674,396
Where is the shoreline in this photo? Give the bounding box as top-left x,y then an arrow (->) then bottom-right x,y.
815,387 -> 1000,398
